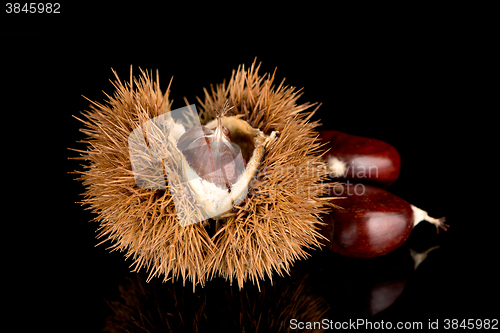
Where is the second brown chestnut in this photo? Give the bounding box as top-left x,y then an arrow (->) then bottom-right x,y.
321,183 -> 447,258
319,130 -> 401,187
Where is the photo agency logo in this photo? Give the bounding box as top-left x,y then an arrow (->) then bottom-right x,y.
127,105 -> 246,227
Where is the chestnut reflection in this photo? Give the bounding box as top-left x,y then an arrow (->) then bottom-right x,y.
103,245 -> 437,331
104,260 -> 329,332
313,246 -> 416,318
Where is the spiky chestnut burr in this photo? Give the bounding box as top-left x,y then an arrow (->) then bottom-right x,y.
72,60 -> 336,289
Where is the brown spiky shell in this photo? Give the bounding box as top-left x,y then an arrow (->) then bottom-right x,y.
73,60 -> 334,289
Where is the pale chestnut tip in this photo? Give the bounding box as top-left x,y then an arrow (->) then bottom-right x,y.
411,205 -> 448,233
327,156 -> 347,177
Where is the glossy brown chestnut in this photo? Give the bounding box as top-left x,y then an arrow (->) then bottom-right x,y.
319,130 -> 401,186
321,183 -> 446,258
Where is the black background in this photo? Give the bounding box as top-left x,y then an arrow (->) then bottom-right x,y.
3,5 -> 496,332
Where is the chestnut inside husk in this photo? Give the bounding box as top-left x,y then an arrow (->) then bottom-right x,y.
176,124 -> 246,190
168,113 -> 274,222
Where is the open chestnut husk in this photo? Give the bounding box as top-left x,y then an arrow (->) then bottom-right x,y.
319,130 -> 401,186
321,183 -> 447,258
73,62 -> 336,289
